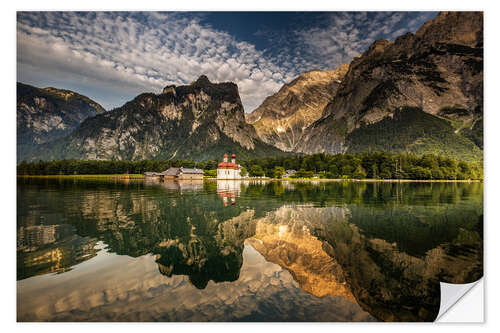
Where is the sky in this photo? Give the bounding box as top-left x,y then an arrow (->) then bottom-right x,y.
17,11 -> 437,112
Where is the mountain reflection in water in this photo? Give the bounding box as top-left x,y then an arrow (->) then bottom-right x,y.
17,178 -> 483,322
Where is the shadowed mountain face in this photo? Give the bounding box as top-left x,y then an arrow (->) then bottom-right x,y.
20,76 -> 286,162
246,65 -> 348,152
295,12 -> 483,161
17,82 -> 104,159
17,179 -> 482,321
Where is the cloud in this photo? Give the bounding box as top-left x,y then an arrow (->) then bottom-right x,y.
282,12 -> 437,73
17,12 -> 437,112
17,12 -> 288,112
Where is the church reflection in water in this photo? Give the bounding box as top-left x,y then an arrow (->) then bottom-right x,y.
216,180 -> 242,206
17,178 -> 483,322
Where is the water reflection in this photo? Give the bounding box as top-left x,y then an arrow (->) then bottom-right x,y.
154,209 -> 255,289
17,224 -> 98,280
217,180 -> 242,206
17,178 -> 482,322
254,205 -> 482,321
247,213 -> 355,301
158,179 -> 204,192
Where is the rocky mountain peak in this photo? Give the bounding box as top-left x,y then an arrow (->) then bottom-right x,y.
21,77 -> 285,161
192,75 -> 212,86
17,82 -> 104,152
393,32 -> 416,47
364,39 -> 392,57
162,85 -> 176,95
292,65 -> 349,85
295,11 -> 483,161
415,11 -> 483,47
177,75 -> 241,106
246,65 -> 349,152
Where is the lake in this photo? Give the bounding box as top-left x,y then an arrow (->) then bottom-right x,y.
17,178 -> 483,322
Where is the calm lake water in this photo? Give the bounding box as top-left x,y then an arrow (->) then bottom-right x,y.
17,178 -> 483,322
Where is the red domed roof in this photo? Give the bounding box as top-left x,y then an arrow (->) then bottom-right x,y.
217,162 -> 238,169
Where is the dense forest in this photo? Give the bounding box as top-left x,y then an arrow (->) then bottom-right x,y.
346,107 -> 482,162
17,152 -> 482,180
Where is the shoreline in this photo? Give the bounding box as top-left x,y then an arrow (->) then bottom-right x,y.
17,174 -> 144,179
17,175 -> 483,183
206,178 -> 483,183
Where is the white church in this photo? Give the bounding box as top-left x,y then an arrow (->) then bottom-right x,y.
217,153 -> 242,179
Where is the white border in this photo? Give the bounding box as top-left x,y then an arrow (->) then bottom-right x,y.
2,0 -> 498,331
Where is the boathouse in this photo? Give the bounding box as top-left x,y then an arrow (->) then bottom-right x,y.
163,167 -> 181,179
162,167 -> 204,180
144,171 -> 162,179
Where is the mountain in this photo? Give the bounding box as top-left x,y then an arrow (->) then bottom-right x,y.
21,76 -> 286,162
18,12 -> 483,163
295,11 -> 483,161
246,65 -> 348,152
17,82 -> 104,156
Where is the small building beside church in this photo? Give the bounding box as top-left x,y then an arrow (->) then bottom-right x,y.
177,168 -> 204,180
161,167 -> 204,180
144,171 -> 162,179
163,167 -> 181,179
217,154 -> 241,179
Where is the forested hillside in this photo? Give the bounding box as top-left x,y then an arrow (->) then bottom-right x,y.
346,107 -> 482,162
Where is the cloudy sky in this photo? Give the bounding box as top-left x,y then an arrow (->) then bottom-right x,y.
17,11 -> 437,112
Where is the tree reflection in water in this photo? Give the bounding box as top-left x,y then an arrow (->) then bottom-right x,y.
17,178 -> 482,321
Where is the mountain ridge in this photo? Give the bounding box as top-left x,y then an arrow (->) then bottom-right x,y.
17,82 -> 104,148
20,76 -> 287,162
246,65 -> 349,152
294,11 -> 483,161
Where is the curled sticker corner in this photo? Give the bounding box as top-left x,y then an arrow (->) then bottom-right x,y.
435,278 -> 483,322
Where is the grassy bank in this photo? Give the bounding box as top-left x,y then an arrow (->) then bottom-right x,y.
17,175 -> 481,182
202,177 -> 482,182
17,174 -> 144,179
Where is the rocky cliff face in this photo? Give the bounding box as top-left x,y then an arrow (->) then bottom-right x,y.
22,76 -> 285,161
17,82 -> 104,156
296,12 -> 483,160
246,66 -> 348,152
